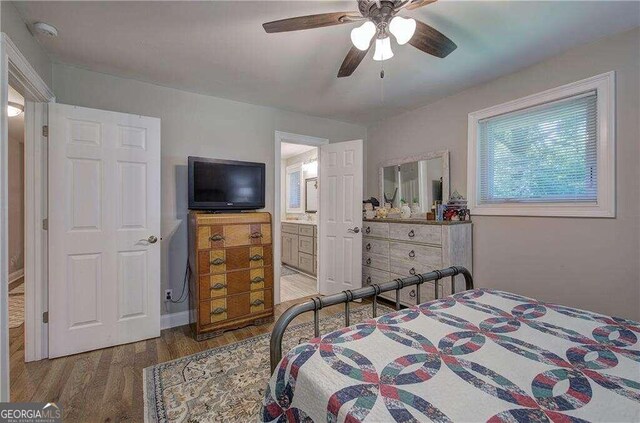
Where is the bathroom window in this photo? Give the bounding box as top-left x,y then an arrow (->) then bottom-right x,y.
286,164 -> 303,213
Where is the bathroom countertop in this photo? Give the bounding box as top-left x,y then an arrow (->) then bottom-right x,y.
281,220 -> 317,226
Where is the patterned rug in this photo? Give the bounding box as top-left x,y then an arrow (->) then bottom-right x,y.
144,303 -> 393,423
9,283 -> 24,328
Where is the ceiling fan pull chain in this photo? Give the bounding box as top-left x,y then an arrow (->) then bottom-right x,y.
380,62 -> 385,103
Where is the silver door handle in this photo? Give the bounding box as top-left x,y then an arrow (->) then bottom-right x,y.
147,235 -> 158,244
348,227 -> 360,233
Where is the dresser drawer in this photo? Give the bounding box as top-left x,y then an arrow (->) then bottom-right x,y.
298,225 -> 315,236
298,252 -> 315,274
363,238 -> 389,256
198,288 -> 273,327
389,223 -> 441,245
282,223 -> 298,234
380,279 -> 444,306
362,266 -> 390,286
198,267 -> 273,300
299,235 -> 314,254
389,242 -> 442,268
363,221 -> 389,238
362,252 -> 389,271
198,245 -> 273,274
197,223 -> 272,249
389,258 -> 439,278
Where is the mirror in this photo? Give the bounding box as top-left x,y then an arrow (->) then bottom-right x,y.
380,151 -> 449,214
305,177 -> 318,213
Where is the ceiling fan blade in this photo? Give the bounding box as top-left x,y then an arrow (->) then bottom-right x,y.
337,45 -> 371,78
405,0 -> 438,11
408,19 -> 457,58
263,12 -> 362,33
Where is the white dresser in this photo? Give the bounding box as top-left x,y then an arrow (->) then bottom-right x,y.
362,219 -> 472,307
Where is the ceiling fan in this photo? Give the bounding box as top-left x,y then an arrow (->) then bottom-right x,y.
263,0 -> 457,78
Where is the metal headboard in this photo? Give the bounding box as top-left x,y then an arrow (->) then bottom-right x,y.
269,265 -> 473,372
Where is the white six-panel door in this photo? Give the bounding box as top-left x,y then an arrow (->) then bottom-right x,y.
48,104 -> 161,358
318,140 -> 363,295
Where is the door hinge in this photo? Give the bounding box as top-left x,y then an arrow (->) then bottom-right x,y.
42,311 -> 49,324
42,218 -> 48,230
42,125 -> 48,137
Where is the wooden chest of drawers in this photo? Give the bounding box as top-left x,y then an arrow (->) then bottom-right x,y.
188,211 -> 274,340
362,219 -> 472,307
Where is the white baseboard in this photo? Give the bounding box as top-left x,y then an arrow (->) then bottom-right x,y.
8,269 -> 24,284
160,310 -> 190,330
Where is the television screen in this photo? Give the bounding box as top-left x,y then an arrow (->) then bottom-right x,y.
188,157 -> 265,210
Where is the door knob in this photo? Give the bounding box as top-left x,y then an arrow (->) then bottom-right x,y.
147,235 -> 158,244
348,227 -> 360,233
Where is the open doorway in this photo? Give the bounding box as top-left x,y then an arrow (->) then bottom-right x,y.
280,142 -> 319,302
7,85 -> 25,332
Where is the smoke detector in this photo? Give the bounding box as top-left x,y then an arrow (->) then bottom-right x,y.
32,22 -> 58,37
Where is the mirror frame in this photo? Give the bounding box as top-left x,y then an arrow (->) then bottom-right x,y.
379,150 -> 450,206
305,177 -> 318,213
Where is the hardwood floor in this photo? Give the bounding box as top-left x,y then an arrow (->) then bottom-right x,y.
280,271 -> 318,302
8,296 -> 362,422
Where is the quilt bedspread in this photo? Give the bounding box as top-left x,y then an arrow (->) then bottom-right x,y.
261,289 -> 640,422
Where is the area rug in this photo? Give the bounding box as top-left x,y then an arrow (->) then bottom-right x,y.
9,283 -> 24,328
144,303 -> 393,423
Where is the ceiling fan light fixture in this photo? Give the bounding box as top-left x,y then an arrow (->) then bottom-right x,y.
350,21 -> 376,51
7,102 -> 24,117
389,16 -> 416,45
373,37 -> 394,61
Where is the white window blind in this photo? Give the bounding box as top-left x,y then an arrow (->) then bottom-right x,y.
287,169 -> 301,210
478,91 -> 598,204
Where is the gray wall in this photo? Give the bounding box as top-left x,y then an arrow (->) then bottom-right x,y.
366,28 -> 640,320
1,1 -> 52,88
53,64 -> 366,315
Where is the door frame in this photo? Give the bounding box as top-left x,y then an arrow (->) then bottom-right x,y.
0,33 -> 55,399
273,131 -> 328,305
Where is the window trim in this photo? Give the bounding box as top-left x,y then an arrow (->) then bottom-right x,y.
285,163 -> 304,213
467,71 -> 615,218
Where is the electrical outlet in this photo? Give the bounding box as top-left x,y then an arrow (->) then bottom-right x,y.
165,289 -> 173,301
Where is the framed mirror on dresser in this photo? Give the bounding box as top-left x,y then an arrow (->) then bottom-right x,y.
366,150 -> 471,308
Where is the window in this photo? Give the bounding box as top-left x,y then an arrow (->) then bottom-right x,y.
286,164 -> 304,213
467,72 -> 615,217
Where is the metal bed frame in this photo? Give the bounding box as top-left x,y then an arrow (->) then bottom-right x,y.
269,265 -> 473,372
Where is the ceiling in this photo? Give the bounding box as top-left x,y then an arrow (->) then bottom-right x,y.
281,142 -> 316,159
14,1 -> 640,124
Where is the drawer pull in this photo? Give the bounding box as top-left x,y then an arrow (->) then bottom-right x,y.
408,230 -> 415,238
409,289 -> 416,298
409,267 -> 416,275
366,276 -> 372,284
365,226 -> 371,234
210,258 -> 225,266
250,254 -> 263,261
211,283 -> 227,290
251,276 -> 265,284
366,258 -> 372,265
211,307 -> 227,315
250,232 -> 263,239
408,250 -> 415,258
365,243 -> 372,251
209,234 -> 225,241
251,299 -> 265,307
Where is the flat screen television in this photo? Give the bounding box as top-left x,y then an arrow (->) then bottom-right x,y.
188,157 -> 265,211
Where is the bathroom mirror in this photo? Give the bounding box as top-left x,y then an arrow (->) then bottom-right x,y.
305,177 -> 318,213
379,151 -> 449,212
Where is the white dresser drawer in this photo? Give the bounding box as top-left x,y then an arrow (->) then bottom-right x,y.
389,242 -> 442,268
380,279 -> 444,306
389,223 -> 442,245
389,258 -> 438,278
362,221 -> 389,238
362,266 -> 390,286
362,252 -> 389,271
363,238 -> 389,256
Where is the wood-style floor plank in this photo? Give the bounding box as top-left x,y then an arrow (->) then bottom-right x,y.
9,296 -> 380,422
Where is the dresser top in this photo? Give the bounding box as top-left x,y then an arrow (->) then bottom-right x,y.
363,218 -> 471,225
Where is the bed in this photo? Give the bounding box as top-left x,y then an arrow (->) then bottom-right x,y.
262,267 -> 640,422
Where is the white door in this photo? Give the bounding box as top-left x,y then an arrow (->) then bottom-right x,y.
48,104 -> 161,358
318,140 -> 363,295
